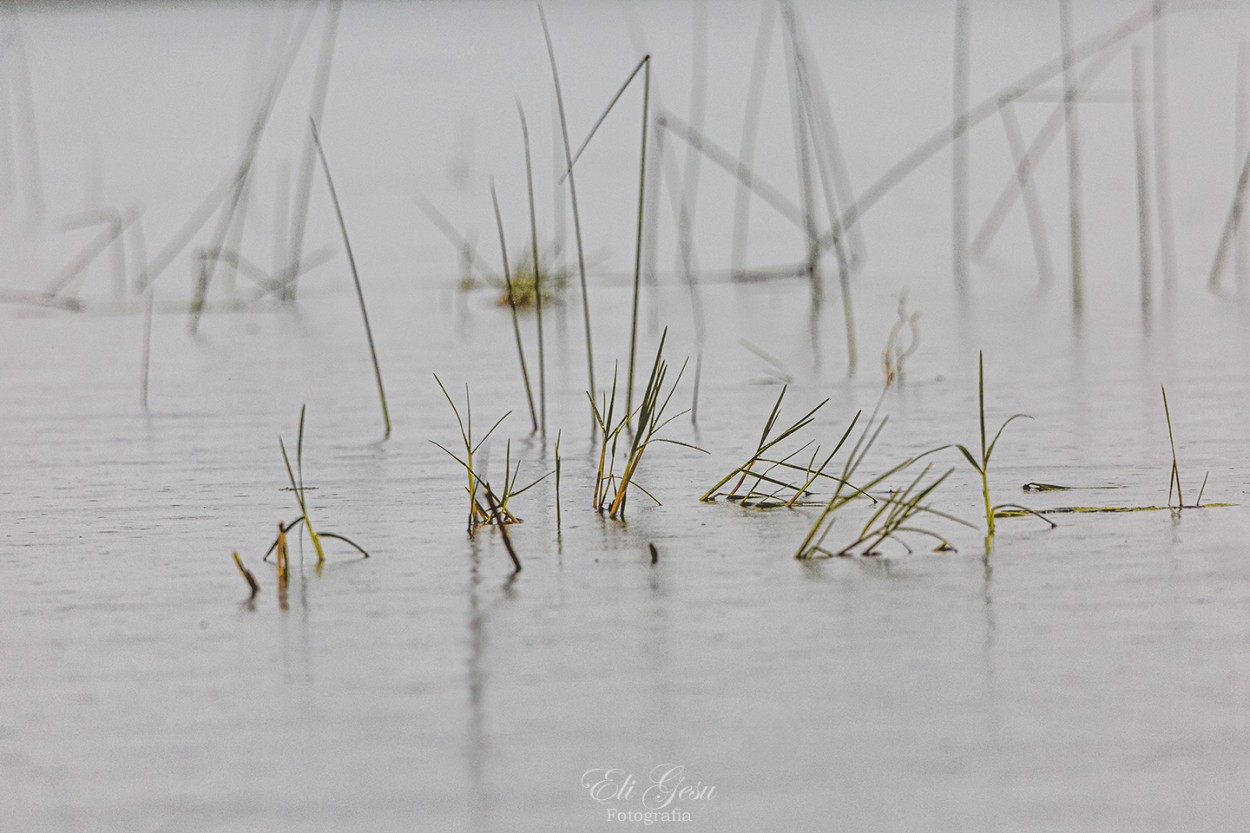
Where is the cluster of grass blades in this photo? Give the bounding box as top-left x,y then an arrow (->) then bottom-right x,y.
955,352 -> 1054,537
261,405 -> 371,567
230,406 -> 369,600
431,374 -> 551,534
795,406 -> 970,559
590,329 -> 702,520
700,386 -> 860,508
492,249 -> 571,309
1162,384 -> 1209,510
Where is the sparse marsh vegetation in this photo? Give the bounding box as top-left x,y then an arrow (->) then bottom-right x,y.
8,3 -> 1250,830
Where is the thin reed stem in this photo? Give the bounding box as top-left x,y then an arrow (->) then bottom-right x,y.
490,180 -> 539,433
310,118 -> 391,440
826,4 -> 1153,248
997,103 -> 1056,286
1153,1 -> 1178,292
952,0 -> 971,291
539,4 -> 595,400
731,1 -> 776,278
626,57 -> 651,423
517,102 -> 547,438
1131,46 -> 1153,319
140,289 -> 153,412
286,0 -> 342,302
971,46 -> 1120,260
1059,0 -> 1085,316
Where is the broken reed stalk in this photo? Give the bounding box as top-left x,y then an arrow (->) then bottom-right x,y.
285,0 -> 342,302
1131,45 -> 1153,318
489,180 -> 539,433
539,4 -> 595,400
415,196 -> 499,283
658,112 -> 806,229
8,19 -> 43,225
826,4 -> 1154,250
785,9 -> 856,374
780,5 -> 821,299
1237,41 -> 1250,290
731,1 -> 777,278
517,102 -> 547,438
658,123 -> 708,347
682,0 -> 708,228
1209,143 -> 1250,292
971,45 -> 1120,261
186,5 -> 317,328
997,103 -> 1056,286
783,6 -> 865,265
309,118 -> 391,440
1161,385 -> 1182,507
140,289 -> 153,411
232,551 -> 260,598
952,0 -> 971,291
45,211 -> 138,300
275,521 -> 289,585
1058,0 -> 1084,316
1153,0 -> 1178,292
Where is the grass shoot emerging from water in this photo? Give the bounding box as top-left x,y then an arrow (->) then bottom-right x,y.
955,352 -> 1054,536
1162,384 -> 1209,509
432,374 -> 551,533
264,405 -> 371,566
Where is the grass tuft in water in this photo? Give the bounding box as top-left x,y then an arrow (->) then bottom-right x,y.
701,386 -> 859,507
590,329 -> 702,519
431,375 -> 551,532
795,407 -> 966,559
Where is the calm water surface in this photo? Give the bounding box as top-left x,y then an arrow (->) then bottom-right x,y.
4,2 -> 1250,831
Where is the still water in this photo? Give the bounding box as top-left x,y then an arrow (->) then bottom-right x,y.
4,2 -> 1250,831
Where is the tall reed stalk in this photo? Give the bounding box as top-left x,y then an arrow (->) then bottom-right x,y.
310,118 -> 391,440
